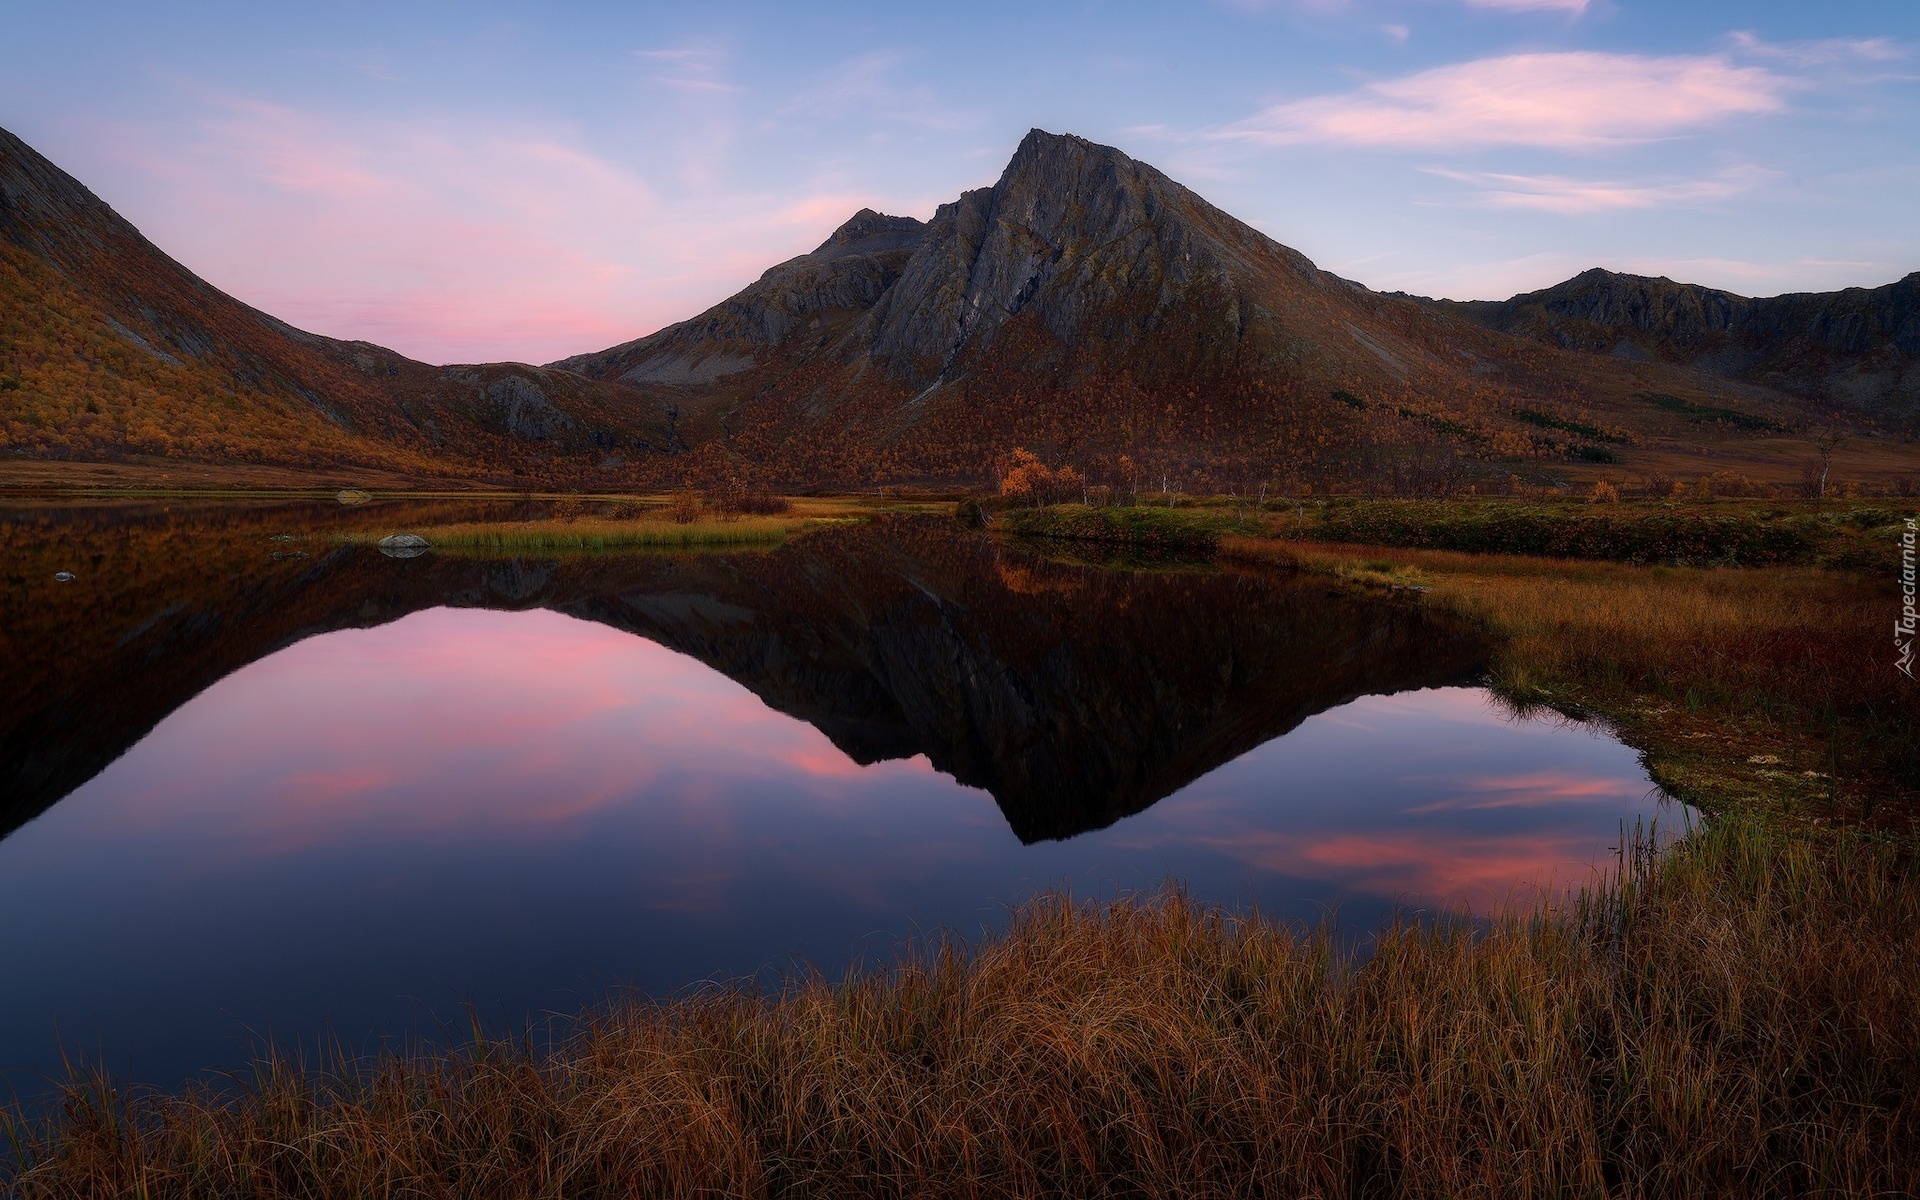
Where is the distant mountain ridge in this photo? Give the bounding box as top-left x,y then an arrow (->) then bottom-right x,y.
1428,267 -> 1920,415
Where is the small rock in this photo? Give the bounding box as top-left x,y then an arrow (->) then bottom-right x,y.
269,533 -> 295,542
378,533 -> 431,559
53,571 -> 75,582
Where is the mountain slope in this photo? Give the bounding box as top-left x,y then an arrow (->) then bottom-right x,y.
558,129 -> 1852,487
1431,268 -> 1920,424
0,126 -> 664,480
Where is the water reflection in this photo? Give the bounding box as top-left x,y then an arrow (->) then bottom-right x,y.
0,505 -> 1678,1094
3,506 -> 1489,842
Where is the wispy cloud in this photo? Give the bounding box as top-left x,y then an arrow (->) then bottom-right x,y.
1424,164 -> 1777,213
1726,31 -> 1904,68
1216,51 -> 1788,150
634,42 -> 743,94
780,51 -> 981,132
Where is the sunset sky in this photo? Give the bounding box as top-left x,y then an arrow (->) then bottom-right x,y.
4,0 -> 1915,365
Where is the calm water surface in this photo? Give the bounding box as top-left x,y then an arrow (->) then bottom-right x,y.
0,502 -> 1682,1095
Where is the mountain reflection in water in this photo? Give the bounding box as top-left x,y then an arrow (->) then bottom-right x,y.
3,505 -> 1491,842
0,503 -> 1677,1092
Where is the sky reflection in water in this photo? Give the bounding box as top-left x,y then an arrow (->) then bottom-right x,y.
0,605 -> 1677,1091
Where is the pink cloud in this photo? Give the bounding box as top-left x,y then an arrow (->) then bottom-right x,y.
92,93 -> 912,365
1218,51 -> 1788,150
1422,165 -> 1775,213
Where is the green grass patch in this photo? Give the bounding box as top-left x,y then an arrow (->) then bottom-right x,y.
1643,392 -> 1789,433
1514,407 -> 1613,441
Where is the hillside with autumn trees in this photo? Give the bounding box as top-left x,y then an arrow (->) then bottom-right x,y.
4,123 -> 1913,491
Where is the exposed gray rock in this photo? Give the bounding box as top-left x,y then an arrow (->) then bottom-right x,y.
377,533 -> 430,558
484,373 -> 573,440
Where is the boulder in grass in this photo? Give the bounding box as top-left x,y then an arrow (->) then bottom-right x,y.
377,533 -> 430,559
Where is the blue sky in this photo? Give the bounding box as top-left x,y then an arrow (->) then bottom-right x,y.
3,0 -> 1915,364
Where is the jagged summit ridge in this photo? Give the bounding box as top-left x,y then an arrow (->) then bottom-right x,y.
860,128 -> 1249,381
814,208 -> 924,258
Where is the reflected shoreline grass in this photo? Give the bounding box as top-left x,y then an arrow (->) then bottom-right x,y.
338,514 -> 847,554
5,820 -> 1914,1197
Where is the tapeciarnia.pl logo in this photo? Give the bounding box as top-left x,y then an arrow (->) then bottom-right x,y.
1900,517 -> 1917,679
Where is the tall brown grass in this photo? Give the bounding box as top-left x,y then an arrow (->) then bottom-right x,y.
4,820 -> 1914,1198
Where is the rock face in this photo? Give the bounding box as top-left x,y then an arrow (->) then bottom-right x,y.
1434,268 -> 1920,421
856,130 -> 1271,383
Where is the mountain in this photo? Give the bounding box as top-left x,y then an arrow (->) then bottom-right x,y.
0,126 -> 667,482
7,122 -> 1909,489
556,129 -> 1866,487
1429,268 -> 1920,422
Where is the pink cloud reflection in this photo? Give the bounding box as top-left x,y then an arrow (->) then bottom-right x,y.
74,608 -> 932,863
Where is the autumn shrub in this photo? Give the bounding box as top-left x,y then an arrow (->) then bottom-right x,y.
667,489 -> 702,524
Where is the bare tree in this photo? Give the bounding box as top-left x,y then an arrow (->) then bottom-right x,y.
1811,427 -> 1845,498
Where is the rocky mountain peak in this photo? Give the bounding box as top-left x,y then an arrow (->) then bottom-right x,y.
814,208 -> 926,258
856,128 -> 1258,382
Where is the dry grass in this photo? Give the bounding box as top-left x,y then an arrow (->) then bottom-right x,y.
1224,535 -> 1916,823
5,820 -> 1915,1198
341,514 -> 858,554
